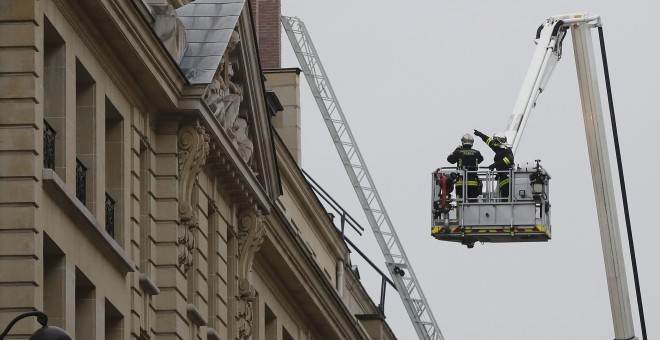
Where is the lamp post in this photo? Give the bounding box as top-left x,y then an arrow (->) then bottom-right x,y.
0,311 -> 71,340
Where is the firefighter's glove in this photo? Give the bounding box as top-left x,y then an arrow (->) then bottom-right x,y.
474,129 -> 487,138
488,163 -> 496,170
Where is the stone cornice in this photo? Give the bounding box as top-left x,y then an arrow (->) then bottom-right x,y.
54,0 -> 188,112
236,10 -> 281,201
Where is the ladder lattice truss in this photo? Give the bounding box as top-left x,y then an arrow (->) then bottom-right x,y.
281,16 -> 444,340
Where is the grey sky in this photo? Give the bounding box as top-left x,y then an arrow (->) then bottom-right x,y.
280,1 -> 659,339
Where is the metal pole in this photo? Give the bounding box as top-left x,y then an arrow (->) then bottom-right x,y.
571,23 -> 637,340
597,26 -> 647,340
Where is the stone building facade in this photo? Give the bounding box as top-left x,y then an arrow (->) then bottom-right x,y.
0,0 -> 396,339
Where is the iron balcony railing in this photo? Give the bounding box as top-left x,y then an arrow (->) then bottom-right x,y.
76,158 -> 86,205
43,120 -> 56,169
105,192 -> 115,238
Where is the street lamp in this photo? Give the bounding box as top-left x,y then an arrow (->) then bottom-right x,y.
0,311 -> 71,340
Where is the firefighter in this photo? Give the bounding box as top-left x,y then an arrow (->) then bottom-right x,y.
447,134 -> 483,201
473,129 -> 514,199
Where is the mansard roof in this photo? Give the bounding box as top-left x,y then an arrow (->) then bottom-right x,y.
176,0 -> 246,84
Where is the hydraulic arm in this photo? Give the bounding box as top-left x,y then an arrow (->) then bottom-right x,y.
505,14 -> 639,339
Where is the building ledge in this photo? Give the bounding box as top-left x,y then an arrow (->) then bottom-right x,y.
187,303 -> 207,326
139,273 -> 160,295
206,328 -> 221,340
42,169 -> 135,274
355,313 -> 384,321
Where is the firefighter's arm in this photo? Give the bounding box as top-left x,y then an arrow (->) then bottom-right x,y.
474,129 -> 488,140
502,154 -> 513,167
446,147 -> 460,164
486,138 -> 501,149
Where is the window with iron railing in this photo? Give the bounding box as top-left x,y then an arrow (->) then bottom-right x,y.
43,120 -> 56,169
76,158 -> 86,205
105,192 -> 115,238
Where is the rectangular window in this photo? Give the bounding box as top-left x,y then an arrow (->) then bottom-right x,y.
76,60 -> 96,212
227,231 -> 238,338
43,233 -> 66,328
75,268 -> 96,339
207,202 -> 217,330
105,98 -> 124,242
139,140 -> 152,275
43,16 -> 66,178
283,326 -> 295,340
105,298 -> 124,340
264,304 -> 277,340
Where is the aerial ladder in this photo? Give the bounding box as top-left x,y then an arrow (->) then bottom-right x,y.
432,14 -> 645,339
281,16 -> 444,340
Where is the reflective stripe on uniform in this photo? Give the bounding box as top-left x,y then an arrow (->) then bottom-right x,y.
499,178 -> 510,188
503,157 -> 510,165
456,180 -> 481,187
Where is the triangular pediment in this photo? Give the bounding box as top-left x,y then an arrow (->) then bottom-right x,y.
177,1 -> 280,202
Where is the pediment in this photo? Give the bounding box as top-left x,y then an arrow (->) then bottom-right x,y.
173,0 -> 281,203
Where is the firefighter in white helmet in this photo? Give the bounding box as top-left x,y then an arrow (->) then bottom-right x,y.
474,129 -> 514,199
447,133 -> 483,201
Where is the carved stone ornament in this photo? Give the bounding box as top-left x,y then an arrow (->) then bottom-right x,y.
151,4 -> 187,62
203,30 -> 242,127
236,298 -> 253,340
233,117 -> 254,165
177,125 -> 210,274
235,209 -> 265,339
201,28 -> 256,169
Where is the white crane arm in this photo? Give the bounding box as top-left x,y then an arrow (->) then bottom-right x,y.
504,14 -> 599,153
505,13 -> 637,339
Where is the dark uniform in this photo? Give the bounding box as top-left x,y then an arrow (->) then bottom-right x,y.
447,145 -> 483,200
475,133 -> 514,199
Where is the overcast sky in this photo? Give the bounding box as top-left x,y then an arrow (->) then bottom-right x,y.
279,1 -> 658,339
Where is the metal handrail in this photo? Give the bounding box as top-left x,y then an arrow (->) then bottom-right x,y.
76,158 -> 87,205
43,120 -> 56,169
105,192 -> 115,238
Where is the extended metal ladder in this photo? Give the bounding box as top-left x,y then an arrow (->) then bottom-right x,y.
281,16 -> 444,340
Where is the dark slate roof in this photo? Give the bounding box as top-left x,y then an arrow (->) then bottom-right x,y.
176,0 -> 246,84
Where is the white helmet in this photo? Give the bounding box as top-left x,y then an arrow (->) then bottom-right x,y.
493,132 -> 507,144
461,133 -> 474,146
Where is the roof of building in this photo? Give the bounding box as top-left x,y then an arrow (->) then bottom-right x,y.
176,0 -> 245,84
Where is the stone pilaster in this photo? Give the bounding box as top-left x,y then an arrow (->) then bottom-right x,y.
0,0 -> 42,335
151,122 -> 187,339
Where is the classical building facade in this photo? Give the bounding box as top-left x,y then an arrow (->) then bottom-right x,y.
0,0 -> 396,339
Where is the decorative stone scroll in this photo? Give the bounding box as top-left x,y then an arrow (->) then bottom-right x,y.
177,125 -> 210,274
235,209 -> 265,340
